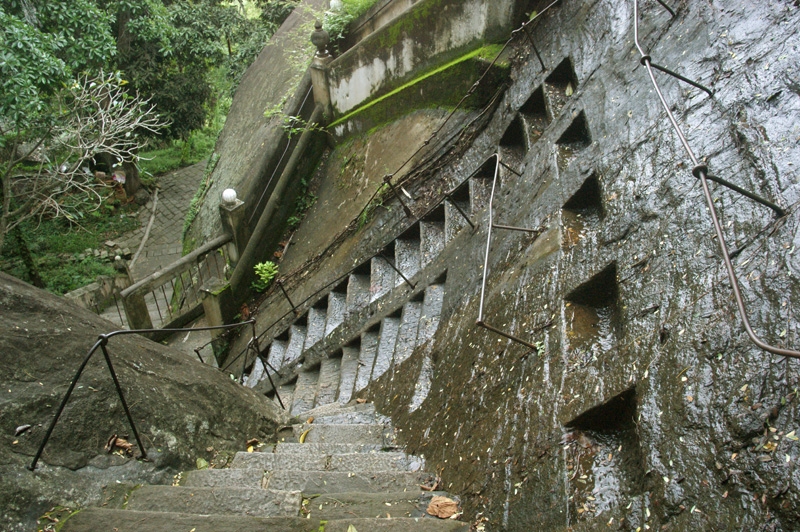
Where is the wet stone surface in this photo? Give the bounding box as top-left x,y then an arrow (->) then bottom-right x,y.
349,1 -> 800,531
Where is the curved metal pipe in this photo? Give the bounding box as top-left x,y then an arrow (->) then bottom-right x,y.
633,0 -> 799,358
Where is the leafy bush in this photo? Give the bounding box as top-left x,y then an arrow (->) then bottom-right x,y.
252,261 -> 278,292
324,0 -> 381,43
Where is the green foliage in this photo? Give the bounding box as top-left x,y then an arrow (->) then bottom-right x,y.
251,260 -> 278,292
0,203 -> 139,295
182,152 -> 220,239
287,177 -> 316,229
357,183 -> 390,229
323,0 -> 380,44
0,1 -> 116,128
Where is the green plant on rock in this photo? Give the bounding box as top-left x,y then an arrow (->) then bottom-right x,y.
252,261 -> 278,292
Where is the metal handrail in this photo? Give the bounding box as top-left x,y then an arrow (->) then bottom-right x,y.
25,319 -> 281,471
632,0 -> 799,358
475,153 -> 546,351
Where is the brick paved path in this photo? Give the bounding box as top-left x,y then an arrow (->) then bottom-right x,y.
101,160 -> 217,357
118,160 -> 207,281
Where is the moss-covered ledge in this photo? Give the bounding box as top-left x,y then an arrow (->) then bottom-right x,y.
330,45 -> 510,141
327,0 -> 518,118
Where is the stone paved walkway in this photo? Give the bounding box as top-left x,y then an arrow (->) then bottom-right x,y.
100,161 -> 217,360
118,160 -> 208,281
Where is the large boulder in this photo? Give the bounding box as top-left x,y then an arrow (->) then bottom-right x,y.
0,272 -> 284,531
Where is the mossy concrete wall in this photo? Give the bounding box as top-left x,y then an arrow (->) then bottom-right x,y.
187,0 -> 327,247
326,0 -> 521,117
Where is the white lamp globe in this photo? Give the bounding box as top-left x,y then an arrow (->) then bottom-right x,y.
222,188 -> 238,205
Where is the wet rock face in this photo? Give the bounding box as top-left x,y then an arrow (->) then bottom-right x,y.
0,272 -> 283,532
356,1 -> 800,530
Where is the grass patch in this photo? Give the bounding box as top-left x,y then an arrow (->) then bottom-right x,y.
0,202 -> 140,295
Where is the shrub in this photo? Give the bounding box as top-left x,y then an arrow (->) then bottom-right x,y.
252,261 -> 278,292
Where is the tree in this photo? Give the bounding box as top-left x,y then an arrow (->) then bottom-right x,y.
0,71 -> 168,253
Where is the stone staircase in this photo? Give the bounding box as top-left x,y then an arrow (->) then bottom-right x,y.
241,159 -> 497,414
60,402 -> 467,531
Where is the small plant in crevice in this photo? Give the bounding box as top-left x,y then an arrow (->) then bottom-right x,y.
264,102 -> 326,139
288,178 -> 317,229
357,183 -> 391,230
252,261 -> 278,292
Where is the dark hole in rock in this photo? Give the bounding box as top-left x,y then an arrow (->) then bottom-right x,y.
545,56 -> 579,118
353,260 -> 371,276
422,204 -> 446,223
556,111 -> 591,171
500,115 -> 528,165
562,173 -> 603,247
399,222 -> 421,241
332,279 -> 348,294
519,85 -> 550,144
564,387 -> 644,523
564,263 -> 618,364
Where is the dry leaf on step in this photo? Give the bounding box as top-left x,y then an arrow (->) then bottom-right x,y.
427,495 -> 459,518
356,398 -> 366,404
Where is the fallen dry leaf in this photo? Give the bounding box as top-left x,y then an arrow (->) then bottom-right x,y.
306,417 -> 315,424
104,434 -> 134,455
427,495 -> 459,518
356,398 -> 367,404
246,438 -> 260,448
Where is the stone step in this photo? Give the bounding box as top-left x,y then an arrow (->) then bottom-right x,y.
336,345 -> 360,404
291,423 -> 391,445
470,172 -> 492,213
266,338 -> 288,372
315,356 -> 341,408
296,400 -> 376,420
370,253 -> 397,302
231,451 -> 421,472
326,289 -> 347,335
445,199 -> 471,241
304,305 -> 327,349
244,356 -> 267,388
291,368 -> 320,414
271,382 -> 294,411
182,468 -> 264,489
283,323 -> 308,367
61,509 -> 469,532
419,217 -> 445,267
394,299 -> 423,366
303,491 -> 431,521
372,316 -> 401,381
265,470 -> 435,495
418,282 -> 445,342
395,232 -> 422,283
354,329 -> 379,392
273,442 -> 384,454
125,485 -> 300,517
346,271 -> 371,315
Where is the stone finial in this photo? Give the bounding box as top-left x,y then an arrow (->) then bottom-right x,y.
310,20 -> 330,58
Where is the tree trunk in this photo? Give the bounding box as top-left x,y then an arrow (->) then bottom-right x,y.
10,226 -> 45,289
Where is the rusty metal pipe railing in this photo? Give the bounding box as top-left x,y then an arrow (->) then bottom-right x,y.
633,0 -> 799,359
476,154 -> 542,352
27,319 -> 261,471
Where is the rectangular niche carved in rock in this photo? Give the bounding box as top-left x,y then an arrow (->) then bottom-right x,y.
519,85 -> 550,144
545,57 -> 578,118
564,263 -> 618,366
564,387 -> 643,524
562,173 -> 603,248
556,111 -> 591,171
